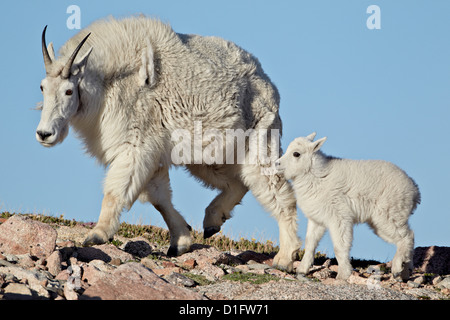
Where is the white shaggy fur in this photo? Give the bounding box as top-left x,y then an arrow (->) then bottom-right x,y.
276,133 -> 420,280
36,16 -> 300,269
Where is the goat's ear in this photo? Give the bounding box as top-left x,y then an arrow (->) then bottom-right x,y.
306,132 -> 317,141
312,137 -> 327,152
138,40 -> 156,87
71,47 -> 93,76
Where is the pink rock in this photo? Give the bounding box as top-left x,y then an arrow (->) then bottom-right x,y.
153,266 -> 183,277
347,272 -> 368,285
77,244 -> 133,263
202,264 -> 225,280
0,215 -> 57,258
64,285 -> 79,300
3,283 -> 33,300
55,269 -> 70,281
81,260 -> 115,285
46,251 -> 62,276
182,258 -> 197,270
329,265 -> 339,273
17,254 -> 35,269
80,262 -> 205,300
162,261 -> 176,268
179,244 -> 229,268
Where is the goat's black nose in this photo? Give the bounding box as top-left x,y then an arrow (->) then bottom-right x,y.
37,130 -> 52,141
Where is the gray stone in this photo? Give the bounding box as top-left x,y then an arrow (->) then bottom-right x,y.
163,272 -> 196,287
437,277 -> 450,290
296,274 -> 311,283
407,280 -> 420,288
247,262 -> 271,271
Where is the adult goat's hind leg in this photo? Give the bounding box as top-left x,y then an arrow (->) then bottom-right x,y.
241,164 -> 301,272
203,180 -> 248,238
139,167 -> 192,256
186,165 -> 248,238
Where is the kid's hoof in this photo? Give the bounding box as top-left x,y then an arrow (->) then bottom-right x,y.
203,226 -> 220,239
273,254 -> 294,273
296,264 -> 311,275
274,262 -> 294,273
393,268 -> 411,282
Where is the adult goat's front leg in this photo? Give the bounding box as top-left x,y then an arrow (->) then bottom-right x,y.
83,149 -> 158,246
83,192 -> 123,245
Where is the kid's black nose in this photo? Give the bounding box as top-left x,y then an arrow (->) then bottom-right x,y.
37,130 -> 53,141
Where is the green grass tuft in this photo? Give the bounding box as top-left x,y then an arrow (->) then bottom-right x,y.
223,272 -> 280,284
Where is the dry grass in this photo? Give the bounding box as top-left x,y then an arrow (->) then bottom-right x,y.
0,211 -> 280,255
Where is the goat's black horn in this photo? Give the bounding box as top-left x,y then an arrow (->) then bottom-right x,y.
42,25 -> 53,73
61,32 -> 91,79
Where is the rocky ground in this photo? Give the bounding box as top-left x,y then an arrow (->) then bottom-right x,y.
0,214 -> 449,300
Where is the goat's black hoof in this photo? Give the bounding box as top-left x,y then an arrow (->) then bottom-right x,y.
83,231 -> 108,247
203,226 -> 221,239
167,245 -> 190,257
167,246 -> 178,257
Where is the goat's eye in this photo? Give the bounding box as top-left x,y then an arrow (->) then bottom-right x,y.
293,152 -> 301,158
65,89 -> 73,96
40,85 -> 43,92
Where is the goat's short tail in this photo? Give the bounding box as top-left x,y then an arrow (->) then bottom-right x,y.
411,179 -> 421,214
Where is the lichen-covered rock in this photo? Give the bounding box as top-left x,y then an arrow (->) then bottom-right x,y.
0,215 -> 57,258
79,263 -> 205,300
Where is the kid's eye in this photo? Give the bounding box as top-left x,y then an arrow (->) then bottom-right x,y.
293,152 -> 300,158
65,89 -> 73,96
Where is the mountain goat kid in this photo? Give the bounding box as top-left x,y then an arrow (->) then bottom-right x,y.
276,133 -> 420,281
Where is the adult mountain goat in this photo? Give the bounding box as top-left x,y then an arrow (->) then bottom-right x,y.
36,16 -> 300,270
276,133 -> 420,280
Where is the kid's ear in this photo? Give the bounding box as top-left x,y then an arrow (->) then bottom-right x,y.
312,137 -> 327,152
306,132 -> 317,141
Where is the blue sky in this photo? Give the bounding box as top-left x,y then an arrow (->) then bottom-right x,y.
0,1 -> 449,262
